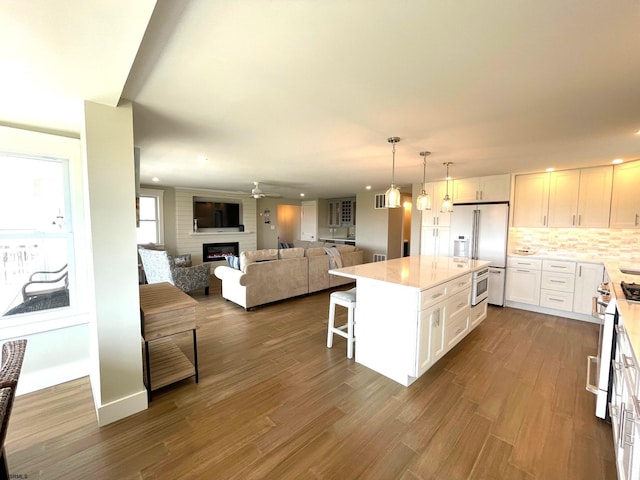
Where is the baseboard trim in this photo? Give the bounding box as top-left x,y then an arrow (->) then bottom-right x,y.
17,359 -> 90,396
94,388 -> 148,427
504,301 -> 599,324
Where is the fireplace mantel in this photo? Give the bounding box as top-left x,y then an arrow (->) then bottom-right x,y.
189,231 -> 253,236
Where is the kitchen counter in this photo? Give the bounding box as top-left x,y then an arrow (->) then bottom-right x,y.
319,237 -> 356,244
330,255 -> 490,289
604,259 -> 640,363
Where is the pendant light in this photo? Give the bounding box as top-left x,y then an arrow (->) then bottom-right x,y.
416,151 -> 432,211
441,162 -> 453,213
385,137 -> 402,208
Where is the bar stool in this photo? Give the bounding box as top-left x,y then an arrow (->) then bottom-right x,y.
327,287 -> 357,359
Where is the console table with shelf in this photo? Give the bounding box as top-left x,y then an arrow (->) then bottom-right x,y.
139,282 -> 199,400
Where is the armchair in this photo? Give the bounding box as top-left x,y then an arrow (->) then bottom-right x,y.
22,264 -> 68,301
138,249 -> 210,295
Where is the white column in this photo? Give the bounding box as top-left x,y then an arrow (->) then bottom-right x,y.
81,100 -> 147,426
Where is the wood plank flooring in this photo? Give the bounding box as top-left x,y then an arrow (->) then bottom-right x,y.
6,280 -> 617,479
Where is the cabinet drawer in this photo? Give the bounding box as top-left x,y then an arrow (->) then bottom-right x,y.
446,273 -> 472,295
470,300 -> 487,328
540,289 -> 573,311
420,283 -> 448,310
444,308 -> 469,350
447,289 -> 470,317
541,271 -> 575,293
507,257 -> 542,270
542,259 -> 576,274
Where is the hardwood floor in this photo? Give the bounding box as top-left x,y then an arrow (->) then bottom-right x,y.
6,281 -> 616,479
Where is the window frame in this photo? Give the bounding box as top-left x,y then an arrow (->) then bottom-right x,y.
137,188 -> 164,246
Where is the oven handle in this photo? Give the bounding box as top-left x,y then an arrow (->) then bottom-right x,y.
586,355 -> 599,394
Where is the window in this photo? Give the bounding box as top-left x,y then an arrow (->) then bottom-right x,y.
136,188 -> 164,245
0,153 -> 73,317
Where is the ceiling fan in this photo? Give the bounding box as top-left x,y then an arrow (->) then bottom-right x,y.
249,182 -> 281,199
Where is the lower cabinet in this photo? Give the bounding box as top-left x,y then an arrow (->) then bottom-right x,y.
506,267 -> 542,305
574,262 -> 605,315
416,300 -> 445,377
444,289 -> 470,351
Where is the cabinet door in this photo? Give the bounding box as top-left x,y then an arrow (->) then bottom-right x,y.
548,170 -> 580,227
479,174 -> 511,202
505,268 -> 541,305
301,201 -> 317,240
453,177 -> 480,203
429,303 -> 445,363
513,173 -> 550,227
573,263 -> 604,315
610,161 -> 640,228
577,166 -> 612,228
420,227 -> 449,256
416,303 -> 443,376
327,200 -> 341,227
421,182 -> 452,227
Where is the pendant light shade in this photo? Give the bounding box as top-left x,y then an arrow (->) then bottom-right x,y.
385,137 -> 402,208
441,162 -> 453,213
416,151 -> 432,211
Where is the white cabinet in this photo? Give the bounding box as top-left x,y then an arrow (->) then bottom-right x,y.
548,166 -> 612,228
610,160 -> 640,228
444,289 -> 470,351
416,300 -> 444,376
453,174 -> 511,203
420,181 -> 451,227
327,198 -> 356,227
576,166 -> 613,227
539,259 -> 575,312
573,262 -> 605,315
513,173 -> 550,227
420,227 -> 449,257
470,300 -> 488,328
506,257 -> 542,305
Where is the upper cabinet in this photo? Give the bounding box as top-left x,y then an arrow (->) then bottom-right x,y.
513,173 -> 550,227
420,181 -> 451,227
610,160 -> 640,228
547,166 -> 612,228
452,174 -> 511,203
514,166 -> 612,228
327,198 -> 356,227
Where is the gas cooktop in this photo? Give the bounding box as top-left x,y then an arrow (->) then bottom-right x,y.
621,282 -> 640,303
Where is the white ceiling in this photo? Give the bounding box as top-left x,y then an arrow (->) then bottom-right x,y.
2,1 -> 640,199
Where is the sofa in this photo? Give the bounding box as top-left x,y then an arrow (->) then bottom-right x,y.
214,245 -> 364,310
138,248 -> 211,295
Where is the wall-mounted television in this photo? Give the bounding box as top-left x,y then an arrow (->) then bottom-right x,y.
193,198 -> 242,228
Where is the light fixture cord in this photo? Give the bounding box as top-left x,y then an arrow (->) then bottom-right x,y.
391,142 -> 396,185
445,163 -> 450,195
422,157 -> 427,188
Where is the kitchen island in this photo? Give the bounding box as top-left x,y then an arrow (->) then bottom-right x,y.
330,255 -> 491,386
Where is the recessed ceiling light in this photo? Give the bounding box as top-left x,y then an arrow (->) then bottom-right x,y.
299,193 -> 305,197
612,158 -> 624,165
545,168 -> 554,172
636,130 -> 640,135
365,185 -> 372,190
197,156 -> 208,162
152,177 -> 160,182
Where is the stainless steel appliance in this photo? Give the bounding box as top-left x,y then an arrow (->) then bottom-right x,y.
471,267 -> 489,306
586,284 -> 616,420
449,202 -> 509,306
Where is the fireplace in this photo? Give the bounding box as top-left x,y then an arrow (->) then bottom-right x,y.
203,242 -> 240,262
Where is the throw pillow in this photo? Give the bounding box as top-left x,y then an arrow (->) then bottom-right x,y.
225,255 -> 241,270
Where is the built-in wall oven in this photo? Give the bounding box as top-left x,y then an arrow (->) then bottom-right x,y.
471,268 -> 489,307
586,283 -> 616,420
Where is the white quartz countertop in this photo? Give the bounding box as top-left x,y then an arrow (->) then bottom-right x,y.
330,255 -> 491,290
604,259 -> 640,363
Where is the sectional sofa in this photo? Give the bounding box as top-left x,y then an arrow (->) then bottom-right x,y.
214,245 -> 364,310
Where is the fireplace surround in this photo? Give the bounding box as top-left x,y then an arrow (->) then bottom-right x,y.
202,242 -> 240,262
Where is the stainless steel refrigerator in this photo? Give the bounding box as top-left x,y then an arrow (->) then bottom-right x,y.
449,202 -> 509,306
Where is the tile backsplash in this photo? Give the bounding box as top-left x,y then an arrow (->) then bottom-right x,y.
508,228 -> 640,261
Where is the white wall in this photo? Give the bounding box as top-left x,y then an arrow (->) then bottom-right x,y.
82,100 -> 147,425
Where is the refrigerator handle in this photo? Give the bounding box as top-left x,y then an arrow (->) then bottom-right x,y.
472,209 -> 480,259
